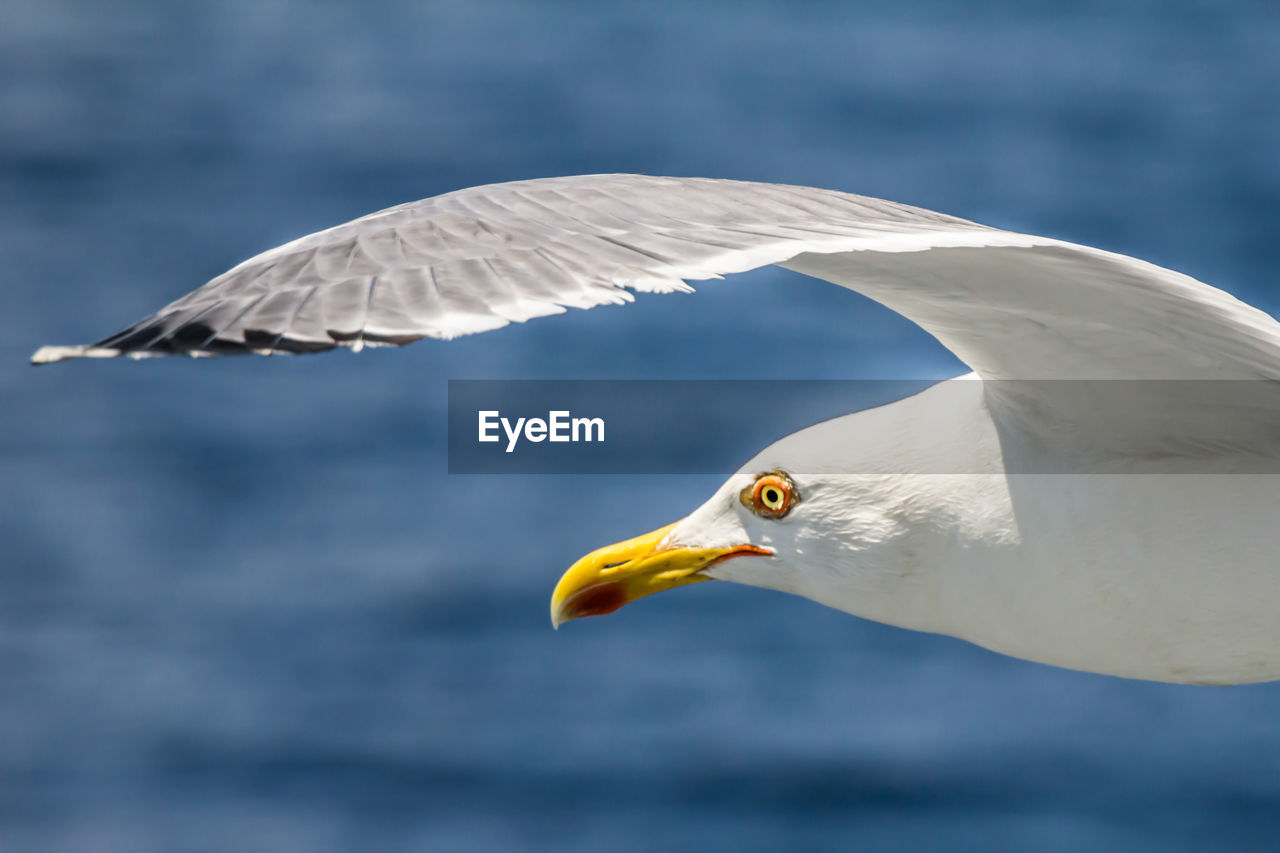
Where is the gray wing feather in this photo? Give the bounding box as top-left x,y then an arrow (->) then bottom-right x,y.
31,173 -> 1280,459
32,175 -> 990,361
30,174 -> 1280,392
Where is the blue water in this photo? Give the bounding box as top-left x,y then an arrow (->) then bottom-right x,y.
5,2 -> 1280,850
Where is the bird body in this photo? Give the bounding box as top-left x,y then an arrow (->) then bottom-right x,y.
690,378 -> 1280,684
34,174 -> 1280,684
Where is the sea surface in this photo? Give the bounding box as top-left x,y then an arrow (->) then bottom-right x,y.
5,2 -> 1280,851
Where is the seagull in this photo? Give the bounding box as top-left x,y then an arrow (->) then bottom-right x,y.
33,175 -> 1280,685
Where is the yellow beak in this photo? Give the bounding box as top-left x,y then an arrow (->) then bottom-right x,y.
550,521 -> 771,628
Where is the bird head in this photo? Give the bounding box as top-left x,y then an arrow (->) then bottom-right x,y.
549,404 -> 969,631
548,469 -> 793,627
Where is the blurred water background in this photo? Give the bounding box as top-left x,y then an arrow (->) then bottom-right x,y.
5,2 -> 1280,850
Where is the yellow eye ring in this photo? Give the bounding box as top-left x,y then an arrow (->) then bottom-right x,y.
759,482 -> 786,510
740,472 -> 798,518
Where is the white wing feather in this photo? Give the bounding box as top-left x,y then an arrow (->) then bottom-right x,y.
31,173 -> 1280,454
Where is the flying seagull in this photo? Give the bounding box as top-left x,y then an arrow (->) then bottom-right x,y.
33,175 -> 1280,685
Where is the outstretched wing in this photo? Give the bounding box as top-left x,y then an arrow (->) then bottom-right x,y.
31,173 -> 1280,454
31,174 -> 1032,363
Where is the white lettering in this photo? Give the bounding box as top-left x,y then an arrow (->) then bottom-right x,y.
502,416 -> 525,453
478,410 -> 500,443
549,410 -> 570,442
480,410 -> 605,452
572,416 -> 604,443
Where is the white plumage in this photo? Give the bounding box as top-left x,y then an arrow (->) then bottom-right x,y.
34,174 -> 1280,683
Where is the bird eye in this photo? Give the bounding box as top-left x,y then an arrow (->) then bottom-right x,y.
740,472 -> 798,518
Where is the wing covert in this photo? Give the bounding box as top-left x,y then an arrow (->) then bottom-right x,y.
31,173 -> 1280,395
31,175 -> 998,362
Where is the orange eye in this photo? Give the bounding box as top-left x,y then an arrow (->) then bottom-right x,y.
740,472 -> 798,518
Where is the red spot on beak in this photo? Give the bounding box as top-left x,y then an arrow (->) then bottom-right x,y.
559,582 -> 628,621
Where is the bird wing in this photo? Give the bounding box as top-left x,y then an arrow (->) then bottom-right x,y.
31,174 -> 1280,456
